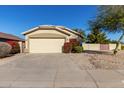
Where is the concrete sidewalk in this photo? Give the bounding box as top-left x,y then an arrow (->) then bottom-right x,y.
0,54 -> 124,88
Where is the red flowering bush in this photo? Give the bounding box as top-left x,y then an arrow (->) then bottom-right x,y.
6,40 -> 20,54
69,39 -> 80,47
62,42 -> 72,53
63,39 -> 81,53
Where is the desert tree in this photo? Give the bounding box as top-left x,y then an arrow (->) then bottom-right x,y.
90,5 -> 124,54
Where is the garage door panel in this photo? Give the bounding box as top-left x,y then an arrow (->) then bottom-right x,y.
29,39 -> 65,53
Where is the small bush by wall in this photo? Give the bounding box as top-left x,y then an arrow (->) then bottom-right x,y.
72,46 -> 83,53
121,45 -> 124,50
6,41 -> 20,54
0,42 -> 12,58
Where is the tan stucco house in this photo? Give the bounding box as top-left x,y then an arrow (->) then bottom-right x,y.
22,25 -> 82,53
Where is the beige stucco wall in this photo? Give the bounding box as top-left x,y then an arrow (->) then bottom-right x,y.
18,41 -> 25,53
83,44 -> 100,50
109,44 -> 121,50
18,42 -> 23,53
82,43 -> 121,51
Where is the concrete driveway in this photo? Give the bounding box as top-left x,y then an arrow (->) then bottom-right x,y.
0,53 -> 124,88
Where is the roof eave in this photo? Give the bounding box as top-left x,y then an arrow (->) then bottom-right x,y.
22,27 -> 40,35
22,26 -> 71,36
22,25 -> 83,38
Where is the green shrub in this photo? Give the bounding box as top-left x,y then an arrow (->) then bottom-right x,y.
72,46 -> 83,53
121,46 -> 124,50
0,42 -> 12,58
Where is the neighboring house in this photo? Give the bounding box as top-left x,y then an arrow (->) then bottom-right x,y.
0,32 -> 25,53
22,25 -> 82,53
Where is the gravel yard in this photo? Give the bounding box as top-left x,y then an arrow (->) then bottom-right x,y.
80,50 -> 124,70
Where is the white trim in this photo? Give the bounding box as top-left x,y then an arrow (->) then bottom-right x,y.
60,26 -> 80,35
22,26 -> 39,35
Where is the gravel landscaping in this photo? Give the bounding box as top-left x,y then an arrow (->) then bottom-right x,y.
78,50 -> 124,70
70,50 -> 124,70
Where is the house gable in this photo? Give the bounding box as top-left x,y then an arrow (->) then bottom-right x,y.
25,29 -> 70,39
23,27 -> 70,36
22,25 -> 82,38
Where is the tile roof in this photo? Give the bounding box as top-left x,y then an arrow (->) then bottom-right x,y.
0,32 -> 23,41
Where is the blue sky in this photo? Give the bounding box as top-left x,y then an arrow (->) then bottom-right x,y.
0,5 -> 122,41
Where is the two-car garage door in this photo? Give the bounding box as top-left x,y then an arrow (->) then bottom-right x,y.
29,38 -> 65,53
